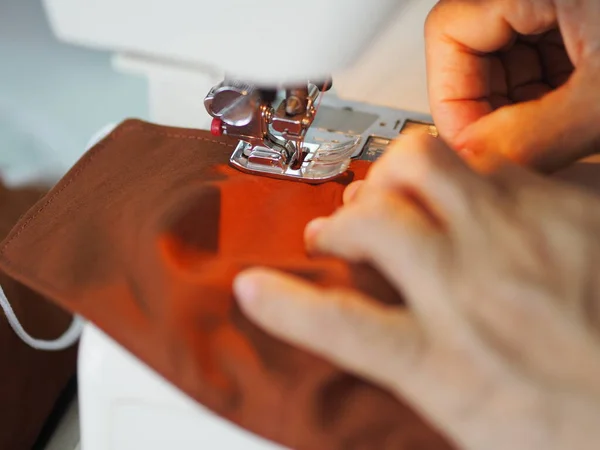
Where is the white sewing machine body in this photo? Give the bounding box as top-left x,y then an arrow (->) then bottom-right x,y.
78,325 -> 287,450
41,0 -> 438,448
42,0 -> 436,128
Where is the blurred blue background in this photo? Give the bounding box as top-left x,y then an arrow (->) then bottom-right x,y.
0,0 -> 148,185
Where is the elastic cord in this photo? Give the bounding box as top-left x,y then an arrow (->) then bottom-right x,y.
0,123 -> 116,351
0,282 -> 84,351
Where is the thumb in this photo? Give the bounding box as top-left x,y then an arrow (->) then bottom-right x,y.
454,68 -> 600,173
234,268 -> 424,391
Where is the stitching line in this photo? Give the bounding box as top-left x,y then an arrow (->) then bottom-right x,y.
0,121 -> 234,255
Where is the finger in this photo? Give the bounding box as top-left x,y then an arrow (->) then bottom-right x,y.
305,187 -> 452,321
546,71 -> 571,89
555,1 -> 600,67
308,187 -> 441,258
234,268 -> 424,390
343,181 -> 363,205
364,134 -> 483,225
425,0 -> 557,144
462,149 -> 518,180
490,94 -> 512,111
454,67 -> 600,172
510,82 -> 551,103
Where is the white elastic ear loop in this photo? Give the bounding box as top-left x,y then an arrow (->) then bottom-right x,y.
0,123 -> 116,351
0,282 -> 84,351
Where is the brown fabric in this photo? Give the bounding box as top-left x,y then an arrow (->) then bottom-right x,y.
0,181 -> 77,450
0,119 -> 453,449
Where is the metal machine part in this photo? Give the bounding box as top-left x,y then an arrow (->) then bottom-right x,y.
204,81 -> 437,183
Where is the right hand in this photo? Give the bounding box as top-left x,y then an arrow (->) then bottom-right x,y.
425,0 -> 600,172
236,135 -> 600,450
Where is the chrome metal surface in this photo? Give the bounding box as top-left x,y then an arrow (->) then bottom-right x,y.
203,79 -> 437,183
204,81 -> 258,127
285,86 -> 309,115
230,141 -> 353,184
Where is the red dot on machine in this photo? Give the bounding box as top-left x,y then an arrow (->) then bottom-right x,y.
210,118 -> 224,136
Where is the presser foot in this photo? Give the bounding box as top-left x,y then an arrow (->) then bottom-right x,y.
229,134 -> 361,184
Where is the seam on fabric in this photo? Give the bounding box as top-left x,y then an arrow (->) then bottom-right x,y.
0,121 -> 234,256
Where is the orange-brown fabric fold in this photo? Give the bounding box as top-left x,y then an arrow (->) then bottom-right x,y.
0,120 -> 452,449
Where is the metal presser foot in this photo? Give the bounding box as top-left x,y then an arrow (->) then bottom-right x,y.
204,79 -> 438,183
227,137 -> 360,183
204,79 -> 361,184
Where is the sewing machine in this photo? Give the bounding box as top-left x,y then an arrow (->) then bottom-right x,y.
41,0 -> 438,448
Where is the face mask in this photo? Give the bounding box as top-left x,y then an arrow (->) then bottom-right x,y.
0,283 -> 83,351
0,123 -> 115,353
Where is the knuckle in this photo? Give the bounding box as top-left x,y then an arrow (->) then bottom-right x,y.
314,208 -> 368,259
356,192 -> 396,225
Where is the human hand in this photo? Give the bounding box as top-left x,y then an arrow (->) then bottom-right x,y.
234,135 -> 600,450
426,0 -> 600,172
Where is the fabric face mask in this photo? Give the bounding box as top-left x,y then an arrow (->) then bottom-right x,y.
0,120 -> 453,450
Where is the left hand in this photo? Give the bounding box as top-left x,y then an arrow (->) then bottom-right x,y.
425,0 -> 600,172
234,134 -> 600,450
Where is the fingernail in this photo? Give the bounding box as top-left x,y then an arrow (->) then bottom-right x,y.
305,217 -> 328,242
233,272 -> 259,307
